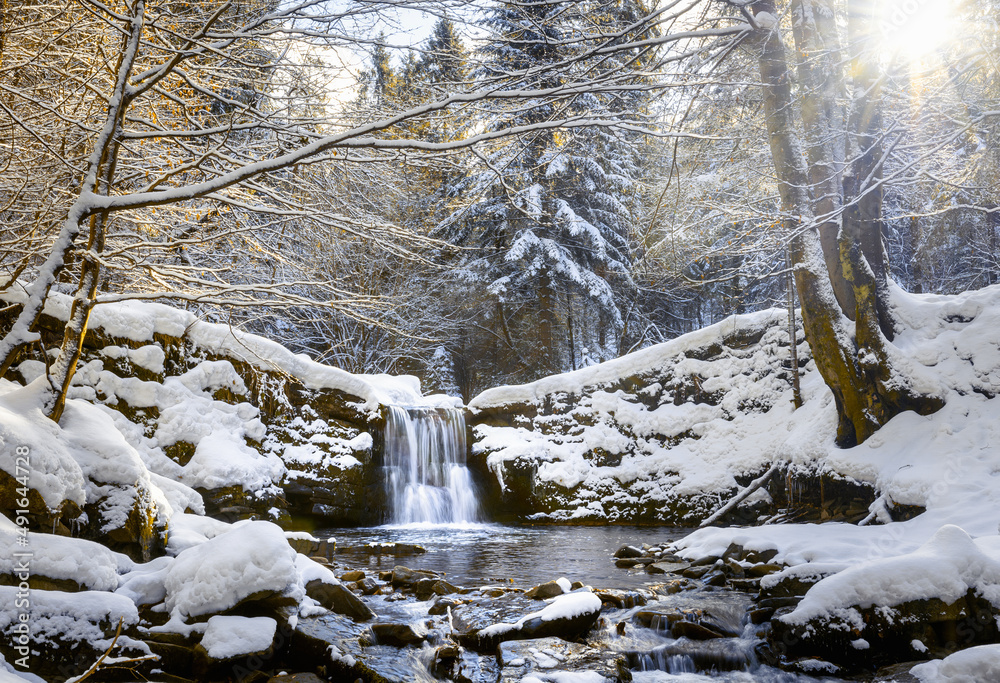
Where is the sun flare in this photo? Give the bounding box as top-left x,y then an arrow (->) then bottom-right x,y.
877,0 -> 959,61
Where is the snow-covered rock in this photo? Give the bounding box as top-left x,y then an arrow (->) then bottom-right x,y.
468,309 -> 811,524
163,521 -> 301,619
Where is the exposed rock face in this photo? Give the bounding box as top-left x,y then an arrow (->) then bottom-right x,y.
466,311 -> 810,525
0,295 -> 393,541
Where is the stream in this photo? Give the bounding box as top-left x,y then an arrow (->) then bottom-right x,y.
316,523 -> 852,682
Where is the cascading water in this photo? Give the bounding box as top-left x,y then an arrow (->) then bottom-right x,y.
382,406 -> 480,525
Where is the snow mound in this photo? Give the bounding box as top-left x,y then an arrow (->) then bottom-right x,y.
3,288 -> 425,411
163,521 -> 300,619
200,615 -> 277,659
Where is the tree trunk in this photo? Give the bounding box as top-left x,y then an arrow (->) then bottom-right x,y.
844,0 -> 895,339
42,0 -> 144,421
789,0 -> 855,317
754,5 -> 943,447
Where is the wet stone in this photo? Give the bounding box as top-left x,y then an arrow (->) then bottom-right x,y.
362,622 -> 427,647
390,565 -> 439,587
525,579 -> 567,600
339,569 -> 365,582
614,544 -> 644,559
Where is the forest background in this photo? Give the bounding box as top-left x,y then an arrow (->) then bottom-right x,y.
1,0 -> 997,437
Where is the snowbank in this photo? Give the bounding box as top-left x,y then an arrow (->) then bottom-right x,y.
1,287 -> 423,412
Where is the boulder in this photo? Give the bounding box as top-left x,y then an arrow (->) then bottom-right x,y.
361,622 -> 427,647
305,580 -> 374,622
192,615 -> 277,680
524,578 -> 569,600
390,565 -> 439,588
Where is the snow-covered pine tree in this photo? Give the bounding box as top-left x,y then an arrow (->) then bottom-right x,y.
436,0 -> 654,382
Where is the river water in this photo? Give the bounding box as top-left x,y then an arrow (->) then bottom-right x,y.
318,523 -> 688,589
316,523 -> 850,683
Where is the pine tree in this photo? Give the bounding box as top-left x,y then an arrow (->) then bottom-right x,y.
436,1 -> 654,381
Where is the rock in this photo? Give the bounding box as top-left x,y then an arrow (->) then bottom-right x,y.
524,579 -> 568,600
769,590 -> 1000,672
429,595 -> 470,615
192,615 -> 277,680
0,588 -> 146,682
704,570 -> 728,587
339,570 -> 365,582
614,545 -> 644,559
646,561 -> 688,574
390,565 -> 439,588
671,620 -> 727,640
682,565 -> 713,579
745,548 -> 779,564
304,580 -> 374,621
628,639 -> 756,673
357,577 -> 382,595
285,535 -> 332,559
497,637 -> 632,683
361,622 -> 427,647
747,563 -> 783,577
594,589 -> 649,609
289,612 -> 418,683
633,593 -> 751,639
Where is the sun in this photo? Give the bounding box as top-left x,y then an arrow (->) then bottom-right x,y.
877,0 -> 959,61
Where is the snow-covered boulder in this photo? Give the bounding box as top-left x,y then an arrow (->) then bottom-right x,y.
453,590 -> 604,651
770,525 -> 1000,670
163,521 -> 301,620
192,615 -> 279,679
0,288 -> 416,527
0,519 -> 132,592
0,586 -> 147,681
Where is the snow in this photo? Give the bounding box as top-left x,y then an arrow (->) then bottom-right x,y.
0,287 -> 427,412
0,586 -> 143,652
0,521 -> 133,591
200,615 -> 277,659
521,673 -> 607,683
911,644 -> 1000,682
470,309 -> 786,411
295,553 -> 341,586
163,521 -> 300,619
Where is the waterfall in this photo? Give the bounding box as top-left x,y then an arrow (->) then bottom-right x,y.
382,406 -> 481,525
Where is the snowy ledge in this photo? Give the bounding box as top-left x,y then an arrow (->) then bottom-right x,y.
0,285 -> 423,413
